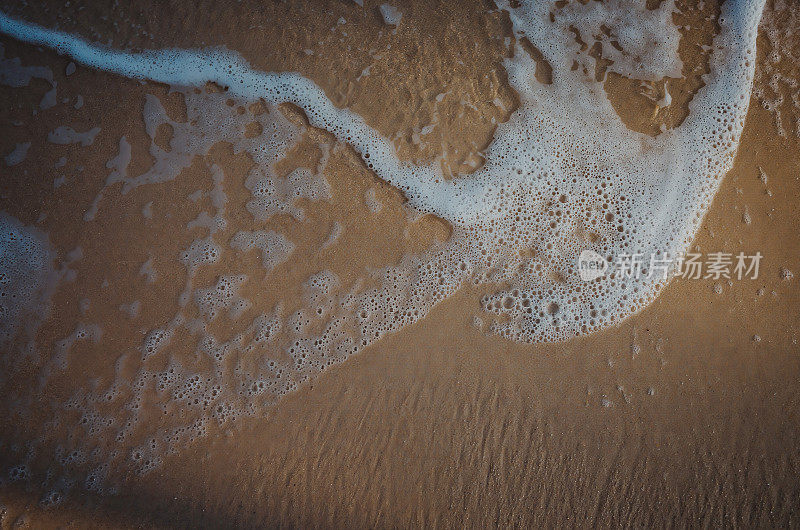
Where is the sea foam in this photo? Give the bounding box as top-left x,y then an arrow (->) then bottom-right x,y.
0,1 -> 769,490
0,0 -> 764,347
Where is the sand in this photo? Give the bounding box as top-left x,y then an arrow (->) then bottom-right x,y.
0,0 -> 799,527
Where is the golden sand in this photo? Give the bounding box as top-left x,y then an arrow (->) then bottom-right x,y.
0,0 -> 799,527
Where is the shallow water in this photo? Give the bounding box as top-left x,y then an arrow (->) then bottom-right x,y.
0,1 -> 799,526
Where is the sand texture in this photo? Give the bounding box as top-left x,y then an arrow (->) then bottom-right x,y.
0,0 -> 799,528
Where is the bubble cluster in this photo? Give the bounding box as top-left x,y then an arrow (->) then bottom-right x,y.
230,231 -> 294,271
0,212 -> 57,359
754,0 -> 800,138
0,0 -> 766,493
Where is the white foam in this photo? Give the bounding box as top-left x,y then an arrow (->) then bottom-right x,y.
230,230 -> 294,272
139,257 -> 157,283
47,125 -> 101,146
0,3 -> 773,494
548,0 -> 683,80
0,1 -> 765,344
379,4 -> 403,26
0,41 -> 52,86
364,187 -> 383,213
754,0 -> 800,138
119,300 -> 141,319
0,212 -> 57,355
4,141 -> 30,166
85,136 -> 131,221
193,275 -> 249,321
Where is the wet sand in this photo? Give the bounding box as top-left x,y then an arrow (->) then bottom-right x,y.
1,1 -> 799,527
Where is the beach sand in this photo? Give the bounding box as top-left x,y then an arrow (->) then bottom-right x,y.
0,1 -> 799,527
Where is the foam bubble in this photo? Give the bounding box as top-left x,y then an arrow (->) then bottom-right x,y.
0,212 -> 58,357
754,0 -> 800,138
230,230 -> 294,272
0,1 -> 768,487
0,0 -> 764,331
4,142 -> 30,166
47,125 -> 100,146
380,4 -> 403,26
